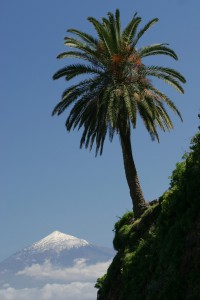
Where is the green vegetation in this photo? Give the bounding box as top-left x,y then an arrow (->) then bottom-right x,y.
52,10 -> 186,218
96,126 -> 200,299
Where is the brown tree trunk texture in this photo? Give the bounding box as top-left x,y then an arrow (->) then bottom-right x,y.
119,126 -> 148,219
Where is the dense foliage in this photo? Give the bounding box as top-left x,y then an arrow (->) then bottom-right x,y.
96,126 -> 200,300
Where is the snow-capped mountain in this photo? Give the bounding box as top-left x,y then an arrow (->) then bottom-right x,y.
0,231 -> 114,273
29,231 -> 89,253
0,230 -> 114,299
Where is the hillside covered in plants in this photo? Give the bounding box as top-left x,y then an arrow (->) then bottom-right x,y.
96,126 -> 200,300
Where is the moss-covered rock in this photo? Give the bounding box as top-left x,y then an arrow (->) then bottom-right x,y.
96,130 -> 200,300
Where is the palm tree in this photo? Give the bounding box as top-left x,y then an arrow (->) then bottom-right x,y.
52,10 -> 186,219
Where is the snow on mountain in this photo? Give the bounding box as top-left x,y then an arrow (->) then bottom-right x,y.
28,231 -> 89,253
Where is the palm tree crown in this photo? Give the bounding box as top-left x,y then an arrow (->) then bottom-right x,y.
52,10 -> 186,218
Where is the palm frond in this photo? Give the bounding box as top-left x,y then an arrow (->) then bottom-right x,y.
88,17 -> 116,55
147,72 -> 184,93
115,9 -> 121,42
52,76 -> 104,116
155,103 -> 174,130
138,100 -> 159,141
107,11 -> 121,51
150,86 -> 183,121
134,18 -> 159,45
53,64 -> 103,81
122,14 -> 141,45
56,51 -> 105,70
64,37 -> 97,57
145,66 -> 186,83
123,85 -> 136,125
107,90 -> 116,127
139,44 -> 178,60
67,29 -> 98,48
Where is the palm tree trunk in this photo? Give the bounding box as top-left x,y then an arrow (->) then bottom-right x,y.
119,126 -> 148,219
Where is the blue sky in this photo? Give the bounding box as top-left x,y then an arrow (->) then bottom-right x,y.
0,0 -> 199,262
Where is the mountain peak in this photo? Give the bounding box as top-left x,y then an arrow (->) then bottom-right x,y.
48,230 -> 74,239
28,230 -> 89,253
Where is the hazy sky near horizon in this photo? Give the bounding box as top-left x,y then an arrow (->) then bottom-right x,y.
1,0 -> 200,262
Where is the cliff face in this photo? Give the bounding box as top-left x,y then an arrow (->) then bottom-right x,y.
96,131 -> 200,300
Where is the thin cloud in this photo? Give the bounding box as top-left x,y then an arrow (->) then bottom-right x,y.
0,282 -> 96,300
2,258 -> 111,299
17,258 -> 111,282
